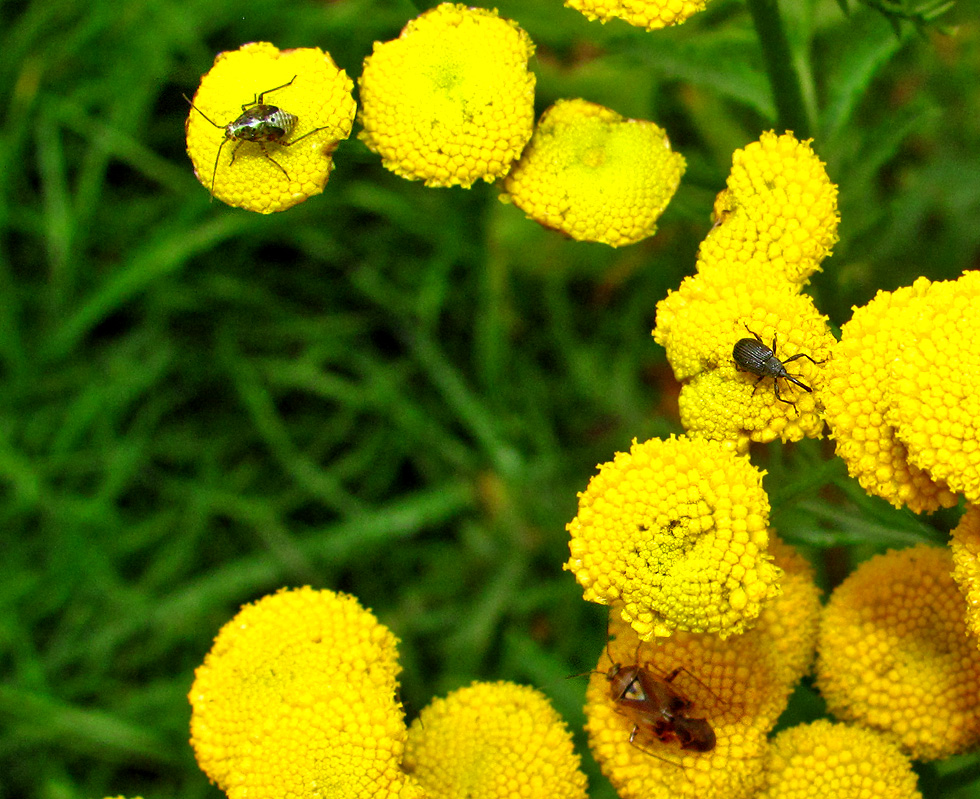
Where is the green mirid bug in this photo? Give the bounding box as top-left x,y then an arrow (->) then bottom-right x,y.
183,76 -> 330,199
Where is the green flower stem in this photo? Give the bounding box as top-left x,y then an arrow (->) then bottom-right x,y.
746,0 -> 813,137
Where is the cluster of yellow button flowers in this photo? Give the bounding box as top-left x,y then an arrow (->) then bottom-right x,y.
184,5 -> 685,242
654,132 -> 839,449
187,587 -> 588,799
583,537 -> 823,799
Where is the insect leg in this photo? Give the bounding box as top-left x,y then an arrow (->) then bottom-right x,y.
773,379 -> 798,408
743,323 -> 764,344
282,125 -> 331,147
252,75 -> 298,107
258,143 -> 291,181
782,352 -> 824,366
183,95 -> 225,129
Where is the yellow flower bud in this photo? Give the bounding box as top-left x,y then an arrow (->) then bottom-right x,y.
951,504 -> 980,644
358,3 -> 535,188
500,99 -> 685,247
565,435 -> 779,639
404,681 -> 587,799
565,0 -> 711,30
700,132 -> 839,288
185,42 -> 355,213
189,587 -> 423,799
822,277 -> 960,512
759,720 -> 922,799
816,545 -> 980,760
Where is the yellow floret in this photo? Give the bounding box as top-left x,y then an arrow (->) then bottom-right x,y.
500,99 -> 685,247
699,132 -> 839,288
564,435 -> 780,639
757,535 -> 822,687
654,275 -> 835,444
822,278 -> 959,513
189,587 -> 423,799
883,270 -> 980,504
564,0 -> 711,30
758,720 -> 922,799
951,504 -> 980,643
358,3 -> 535,188
403,681 -> 588,799
185,42 -> 355,213
815,545 -> 980,760
585,613 -> 791,799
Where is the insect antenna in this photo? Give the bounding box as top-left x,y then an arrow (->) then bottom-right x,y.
207,137 -> 232,201
182,94 -> 224,129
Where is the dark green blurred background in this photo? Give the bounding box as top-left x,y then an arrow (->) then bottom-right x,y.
1,0 -> 978,797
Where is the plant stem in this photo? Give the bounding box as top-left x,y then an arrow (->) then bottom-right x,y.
746,0 -> 813,137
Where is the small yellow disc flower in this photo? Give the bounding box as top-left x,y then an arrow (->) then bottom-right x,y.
758,720 -> 922,799
700,132 -> 839,288
883,270 -> 980,504
358,3 -> 535,188
815,545 -> 980,760
585,613 -> 791,799
500,99 -> 685,247
758,535 -> 822,687
403,681 -> 588,799
185,42 -> 355,213
951,504 -> 980,644
189,587 -> 423,799
565,435 -> 780,639
654,275 -> 835,444
822,277 -> 959,513
564,0 -> 711,30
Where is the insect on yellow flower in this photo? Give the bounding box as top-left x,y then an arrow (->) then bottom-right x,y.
600,631 -> 718,760
185,42 -> 356,213
184,75 -> 333,200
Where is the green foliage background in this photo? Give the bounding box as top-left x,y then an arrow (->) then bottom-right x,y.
1,0 -> 978,797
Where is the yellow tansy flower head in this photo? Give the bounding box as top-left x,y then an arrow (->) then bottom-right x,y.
758,535 -> 822,687
654,274 -> 835,444
403,681 -> 588,799
565,0 -> 711,30
358,3 -> 535,188
758,720 -> 922,799
815,544 -> 980,760
822,277 -> 959,513
189,587 -> 423,799
883,270 -> 980,504
585,613 -> 790,799
185,42 -> 355,213
565,435 -> 780,639
500,99 -> 685,247
951,504 -> 980,643
699,132 -> 839,288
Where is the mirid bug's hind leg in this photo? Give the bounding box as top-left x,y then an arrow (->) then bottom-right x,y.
258,143 -> 291,181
